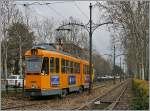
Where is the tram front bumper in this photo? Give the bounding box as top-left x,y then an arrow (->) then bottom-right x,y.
25,89 -> 62,96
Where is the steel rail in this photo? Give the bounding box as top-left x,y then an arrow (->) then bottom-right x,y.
1,84 -> 105,110
93,84 -> 105,89
1,103 -> 38,110
77,79 -> 128,110
2,80 -> 121,110
104,83 -> 128,110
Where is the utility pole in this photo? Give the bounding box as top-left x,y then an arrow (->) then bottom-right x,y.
120,57 -> 121,82
123,62 -> 125,80
89,3 -> 92,93
19,36 -> 22,77
113,45 -> 116,84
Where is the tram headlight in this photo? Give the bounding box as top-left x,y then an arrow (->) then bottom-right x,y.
41,70 -> 45,76
31,85 -> 35,88
41,73 -> 45,76
31,84 -> 37,89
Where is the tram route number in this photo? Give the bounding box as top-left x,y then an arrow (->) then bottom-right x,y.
51,76 -> 59,86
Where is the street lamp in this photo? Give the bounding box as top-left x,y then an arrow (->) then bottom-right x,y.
56,3 -> 113,94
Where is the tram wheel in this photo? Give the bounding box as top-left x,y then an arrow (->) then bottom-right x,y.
60,89 -> 68,98
78,87 -> 83,93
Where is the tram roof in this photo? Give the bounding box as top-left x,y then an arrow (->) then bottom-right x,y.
30,43 -> 89,64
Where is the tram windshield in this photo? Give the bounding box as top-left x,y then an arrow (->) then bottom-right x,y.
26,57 -> 43,73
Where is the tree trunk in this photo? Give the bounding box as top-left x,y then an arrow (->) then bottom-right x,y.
4,46 -> 8,79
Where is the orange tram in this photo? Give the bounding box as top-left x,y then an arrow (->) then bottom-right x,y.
24,44 -> 94,97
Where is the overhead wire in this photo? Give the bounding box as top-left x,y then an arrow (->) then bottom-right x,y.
30,6 -> 49,20
74,1 -> 89,20
15,3 -> 49,21
46,5 -> 66,20
15,2 -> 66,20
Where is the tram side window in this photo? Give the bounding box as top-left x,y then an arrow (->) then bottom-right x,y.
85,65 -> 87,74
64,60 -> 67,73
61,59 -> 65,73
84,65 -> 86,74
73,63 -> 75,73
84,65 -> 89,75
77,63 -> 80,73
74,63 -> 76,73
41,57 -> 49,74
74,63 -> 80,73
70,61 -> 73,73
66,60 -> 69,73
68,61 -> 71,74
76,63 -> 78,73
86,65 -> 88,74
83,65 -> 85,74
87,66 -> 89,74
50,57 -> 55,73
56,58 -> 59,73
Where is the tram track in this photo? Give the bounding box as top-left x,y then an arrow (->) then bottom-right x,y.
1,84 -> 105,110
113,80 -> 133,110
1,103 -> 38,110
76,79 -> 129,110
1,80 -> 123,110
104,83 -> 128,110
1,85 -> 105,110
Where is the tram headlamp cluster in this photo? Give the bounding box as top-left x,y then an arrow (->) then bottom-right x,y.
41,73 -> 44,76
41,71 -> 47,76
31,84 -> 38,89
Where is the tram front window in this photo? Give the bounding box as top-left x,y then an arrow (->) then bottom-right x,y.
26,57 -> 43,73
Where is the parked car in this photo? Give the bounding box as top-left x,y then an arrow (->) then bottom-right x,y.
101,75 -> 108,79
6,75 -> 23,88
107,76 -> 113,79
115,76 -> 120,79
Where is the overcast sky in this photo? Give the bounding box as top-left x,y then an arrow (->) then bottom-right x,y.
15,1 -> 116,60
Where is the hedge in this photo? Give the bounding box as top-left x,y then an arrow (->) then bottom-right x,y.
132,79 -> 149,110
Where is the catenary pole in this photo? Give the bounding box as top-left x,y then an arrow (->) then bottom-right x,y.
56,3 -> 113,94
89,3 -> 92,93
120,57 -> 121,82
113,45 -> 116,84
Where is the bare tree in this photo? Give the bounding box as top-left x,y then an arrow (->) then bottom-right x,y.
97,1 -> 149,80
56,16 -> 89,49
1,0 -> 15,78
1,0 -> 24,79
32,17 -> 55,43
93,53 -> 112,77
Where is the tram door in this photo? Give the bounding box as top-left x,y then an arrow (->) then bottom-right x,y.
50,57 -> 60,87
41,57 -> 50,89
41,57 -> 49,75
